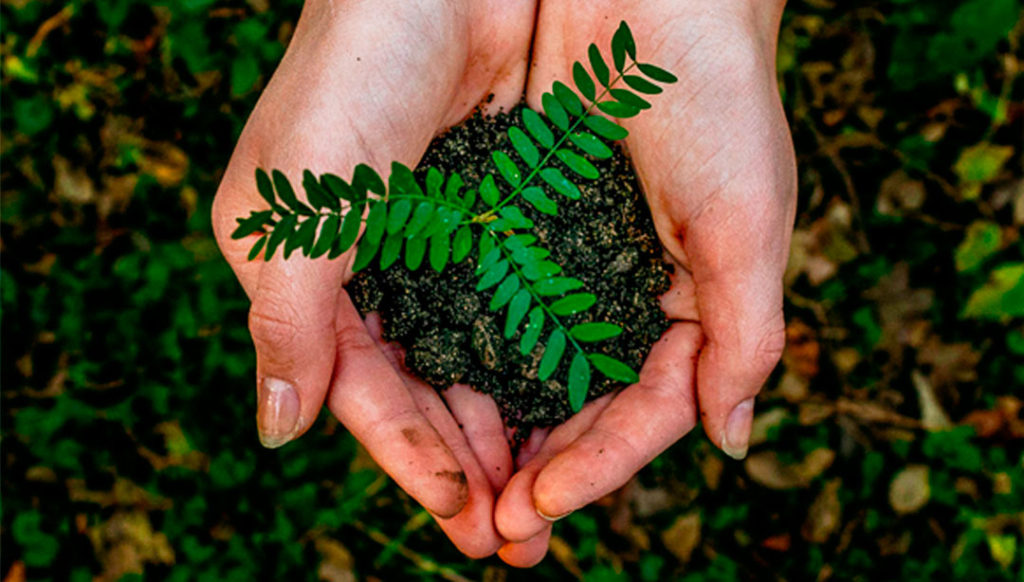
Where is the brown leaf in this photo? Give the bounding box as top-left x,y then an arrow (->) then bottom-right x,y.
745,448 -> 835,490
3,562 -> 25,582
889,465 -> 930,515
315,537 -> 356,582
877,170 -> 926,215
87,510 -> 175,582
784,319 -> 821,379
761,534 -> 791,552
661,512 -> 701,563
911,369 -> 953,431
802,479 -> 842,543
750,407 -> 792,447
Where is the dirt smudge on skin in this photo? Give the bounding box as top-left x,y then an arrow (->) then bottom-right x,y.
401,427 -> 421,446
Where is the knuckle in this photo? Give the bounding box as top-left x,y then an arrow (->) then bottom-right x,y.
248,306 -> 302,352
753,317 -> 786,376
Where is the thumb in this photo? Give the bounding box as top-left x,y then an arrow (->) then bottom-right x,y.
249,254 -> 344,448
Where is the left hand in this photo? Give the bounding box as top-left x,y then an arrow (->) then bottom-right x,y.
492,0 -> 797,566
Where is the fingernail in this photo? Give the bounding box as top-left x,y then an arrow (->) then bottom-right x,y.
257,377 -> 300,448
537,508 -> 571,522
722,398 -> 755,460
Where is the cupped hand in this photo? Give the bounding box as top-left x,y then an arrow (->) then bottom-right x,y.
211,0 -> 536,557
493,0 -> 796,566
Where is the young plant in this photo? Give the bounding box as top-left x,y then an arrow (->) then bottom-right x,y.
232,21 -> 678,412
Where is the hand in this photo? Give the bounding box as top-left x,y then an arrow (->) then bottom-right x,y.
493,0 -> 796,566
211,0 -> 536,557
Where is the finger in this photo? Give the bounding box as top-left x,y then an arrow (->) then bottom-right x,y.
325,295 -> 468,519
443,384 -> 514,493
249,251 -> 346,449
531,322 -> 701,519
407,380 -> 504,558
494,394 -> 614,542
685,184 -> 793,459
497,526 -> 552,568
515,426 -> 551,468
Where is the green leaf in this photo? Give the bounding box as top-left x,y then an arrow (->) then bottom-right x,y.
962,262 -> 1024,319
452,225 -> 473,263
477,245 -> 502,274
351,235 -> 379,273
615,21 -> 636,60
597,100 -> 640,118
476,259 -> 509,291
322,173 -> 359,202
429,229 -> 450,273
362,200 -> 387,248
304,169 -> 338,211
542,92 -> 569,130
589,354 -> 639,383
462,187 -> 477,208
273,170 -> 313,215
493,151 -> 522,186
388,161 -> 422,196
520,307 -> 545,354
553,81 -> 584,116
505,289 -> 532,338
490,274 -> 521,310
353,163 -> 385,195
584,115 -> 628,140
247,236 -> 267,260
523,108 -> 555,148
335,208 -> 362,254
491,206 -> 534,230
611,88 -> 650,110
426,167 -> 444,198
522,186 -> 558,215
567,351 -> 591,412
232,210 -> 272,239
286,215 -> 318,258
556,149 -> 600,180
534,276 -> 584,296
512,245 -> 551,266
569,131 -> 613,159
624,74 -> 662,94
611,25 -> 628,71
540,167 -> 582,199
638,62 -> 678,83
380,230 -> 403,269
573,62 -> 596,101
444,172 -> 464,202
509,126 -> 541,168
538,330 -> 567,381
405,235 -> 427,270
522,260 -> 562,281
588,43 -> 610,87
386,199 -> 412,234
504,233 -> 537,252
310,214 -> 340,258
405,201 -> 435,238
570,322 -> 623,342
264,213 -> 296,260
955,220 -> 1003,272
480,174 -> 500,206
549,293 -> 596,316
256,168 -> 276,206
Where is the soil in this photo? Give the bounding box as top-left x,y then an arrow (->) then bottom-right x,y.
348,104 -> 671,436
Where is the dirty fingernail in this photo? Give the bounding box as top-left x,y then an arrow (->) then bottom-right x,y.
722,398 -> 754,460
537,508 -> 570,522
257,377 -> 300,448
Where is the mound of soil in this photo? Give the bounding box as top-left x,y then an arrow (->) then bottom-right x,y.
349,105 -> 670,435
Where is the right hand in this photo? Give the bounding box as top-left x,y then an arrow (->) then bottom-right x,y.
211,0 -> 536,557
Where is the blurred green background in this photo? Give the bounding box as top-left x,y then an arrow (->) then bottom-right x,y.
2,0 -> 1022,580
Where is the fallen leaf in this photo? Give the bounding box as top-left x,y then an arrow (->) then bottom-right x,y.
987,534 -> 1017,569
315,537 -> 356,582
745,448 -> 835,490
954,142 -> 1014,184
750,407 -> 791,447
784,319 -> 821,379
889,465 -> 930,515
761,534 -> 791,552
911,369 -> 954,430
877,170 -> 926,215
87,510 -> 175,582
802,479 -> 842,543
962,262 -> 1024,320
661,512 -> 701,563
955,220 -> 1003,272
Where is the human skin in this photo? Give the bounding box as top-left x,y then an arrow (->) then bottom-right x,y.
211,0 -> 795,567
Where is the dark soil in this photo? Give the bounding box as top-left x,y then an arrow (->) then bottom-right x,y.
349,104 -> 671,435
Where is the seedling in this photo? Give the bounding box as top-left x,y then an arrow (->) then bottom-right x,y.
232,21 -> 677,411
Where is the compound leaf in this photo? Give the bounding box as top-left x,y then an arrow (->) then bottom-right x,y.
588,43 -> 610,87
335,207 -> 362,254
569,131 -> 613,159
538,329 -> 567,381
256,168 -> 275,206
429,228 -> 449,273
611,87 -> 651,110
351,234 -> 379,273
264,213 -> 296,260
567,351 -> 591,412
556,149 -> 600,180
362,200 -> 387,248
523,107 -> 555,148
542,92 -> 569,130
597,100 -> 640,118
624,74 -> 662,94
444,172 -> 464,202
388,161 -> 422,196
573,62 -> 596,101
490,274 -> 520,310
310,214 -> 340,258
522,260 -> 562,281
638,62 -> 678,83
540,167 -> 582,199
480,174 -> 500,206
386,199 -> 412,234
380,230 -> 403,269
550,293 -> 597,316
232,210 -> 272,239
405,201 -> 434,238
520,307 -> 545,354
426,167 -> 444,198
570,322 -> 623,342
273,169 -> 313,215
303,169 -> 337,211
490,206 -> 534,230
534,276 -> 585,296
589,354 -> 639,383
584,115 -> 628,140
452,225 -> 472,263
405,235 -> 427,270
476,259 -> 509,291
353,163 -> 385,196
287,215 -> 318,258
322,173 -> 358,202
247,236 -> 267,261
